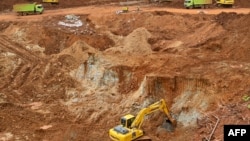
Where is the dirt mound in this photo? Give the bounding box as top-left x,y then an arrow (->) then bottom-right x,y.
214,12 -> 243,26
215,13 -> 250,61
106,27 -> 152,55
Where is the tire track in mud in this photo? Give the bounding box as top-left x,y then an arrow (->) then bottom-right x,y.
0,35 -> 44,89
0,35 -> 42,62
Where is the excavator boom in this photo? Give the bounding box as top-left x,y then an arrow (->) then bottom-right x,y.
131,99 -> 176,129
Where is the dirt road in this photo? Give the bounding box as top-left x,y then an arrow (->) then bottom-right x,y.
0,5 -> 249,21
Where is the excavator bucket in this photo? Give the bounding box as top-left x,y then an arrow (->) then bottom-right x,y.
162,119 -> 175,132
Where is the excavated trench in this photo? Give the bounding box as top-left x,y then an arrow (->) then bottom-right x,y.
67,51 -> 215,132
142,76 -> 211,126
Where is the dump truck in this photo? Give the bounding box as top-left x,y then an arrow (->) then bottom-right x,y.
216,0 -> 234,7
184,0 -> 212,9
42,0 -> 59,4
13,3 -> 44,16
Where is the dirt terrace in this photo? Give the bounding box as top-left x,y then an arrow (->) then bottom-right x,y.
0,3 -> 250,141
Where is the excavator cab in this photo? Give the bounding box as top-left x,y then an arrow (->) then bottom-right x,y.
109,114 -> 143,141
121,114 -> 135,128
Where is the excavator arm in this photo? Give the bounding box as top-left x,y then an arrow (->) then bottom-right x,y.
131,99 -> 177,129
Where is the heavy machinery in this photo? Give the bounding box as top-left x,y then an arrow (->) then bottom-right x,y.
184,0 -> 212,9
13,3 -> 44,16
42,0 -> 59,4
216,0 -> 234,7
109,99 -> 177,141
184,0 -> 234,9
122,7 -> 129,13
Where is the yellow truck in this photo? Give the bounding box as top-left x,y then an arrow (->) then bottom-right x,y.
216,0 -> 234,7
42,0 -> 59,4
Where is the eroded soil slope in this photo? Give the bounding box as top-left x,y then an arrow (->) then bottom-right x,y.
0,6 -> 250,141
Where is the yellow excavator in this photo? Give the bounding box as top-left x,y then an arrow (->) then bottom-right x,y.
109,99 -> 177,141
